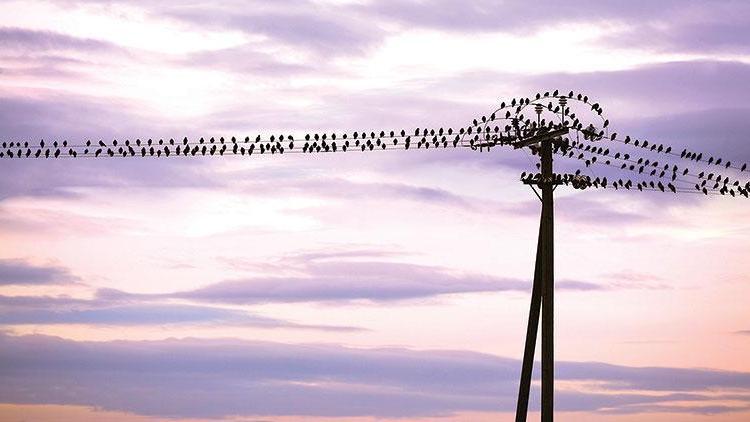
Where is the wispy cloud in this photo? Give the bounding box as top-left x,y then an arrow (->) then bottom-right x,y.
599,270 -> 669,290
100,261 -> 536,304
0,259 -> 78,286
0,27 -> 115,52
0,333 -> 748,418
0,302 -> 361,331
96,249 -> 671,305
162,0 -> 383,56
0,294 -> 361,332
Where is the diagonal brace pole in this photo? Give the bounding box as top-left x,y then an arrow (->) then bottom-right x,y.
514,203 -> 545,421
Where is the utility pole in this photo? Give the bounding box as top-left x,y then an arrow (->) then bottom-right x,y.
539,125 -> 555,422
514,102 -> 568,421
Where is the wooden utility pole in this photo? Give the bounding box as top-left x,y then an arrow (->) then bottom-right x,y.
539,129 -> 555,422
514,122 -> 568,422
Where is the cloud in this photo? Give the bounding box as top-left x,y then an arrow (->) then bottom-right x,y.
182,44 -> 314,76
26,0 -> 749,59
162,1 -> 383,56
0,259 -> 78,286
601,6 -> 750,55
361,1 -> 750,55
0,294 -> 92,309
361,0 -> 694,31
10,0 -> 743,80
235,176 -> 488,212
527,61 -> 750,114
98,249 -> 668,306
0,333 -> 748,418
223,166 -> 660,227
559,361 -> 750,392
619,107 -> 750,163
0,27 -> 113,52
0,94 -> 178,140
532,194 -> 650,225
0,294 -> 361,331
0,27 -> 123,80
0,158 -> 216,203
599,270 -> 669,290
102,261 -> 534,304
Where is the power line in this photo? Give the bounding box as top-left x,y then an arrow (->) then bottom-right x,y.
3,91 -> 749,421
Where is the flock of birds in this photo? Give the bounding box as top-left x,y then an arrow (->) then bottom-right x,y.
2,90 -> 748,198
491,91 -> 750,197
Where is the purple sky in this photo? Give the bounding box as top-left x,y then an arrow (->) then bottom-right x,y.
2,1 -> 750,421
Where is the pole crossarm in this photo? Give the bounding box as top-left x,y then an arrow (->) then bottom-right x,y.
513,127 -> 569,149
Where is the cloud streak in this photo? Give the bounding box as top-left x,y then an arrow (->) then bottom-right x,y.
0,333 -> 748,418
0,302 -> 361,331
0,259 -> 78,286
162,1 -> 383,56
96,249 -> 666,306
0,292 -> 362,331
0,27 -> 114,52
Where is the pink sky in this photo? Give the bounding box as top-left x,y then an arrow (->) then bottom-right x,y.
1,0 -> 750,420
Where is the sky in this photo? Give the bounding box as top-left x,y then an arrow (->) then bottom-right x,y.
1,0 -> 750,421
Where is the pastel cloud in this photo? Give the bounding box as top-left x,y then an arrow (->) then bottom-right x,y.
360,0 -> 673,31
169,261 -> 536,303
376,0 -> 749,53
154,0 -> 750,57
0,294 -> 361,331
95,249 -> 673,305
0,94 -> 182,140
525,61 -> 750,114
0,27 -> 114,52
0,294 -> 92,309
0,259 -> 78,286
0,302 -> 361,331
162,1 -> 383,56
0,333 -> 748,418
